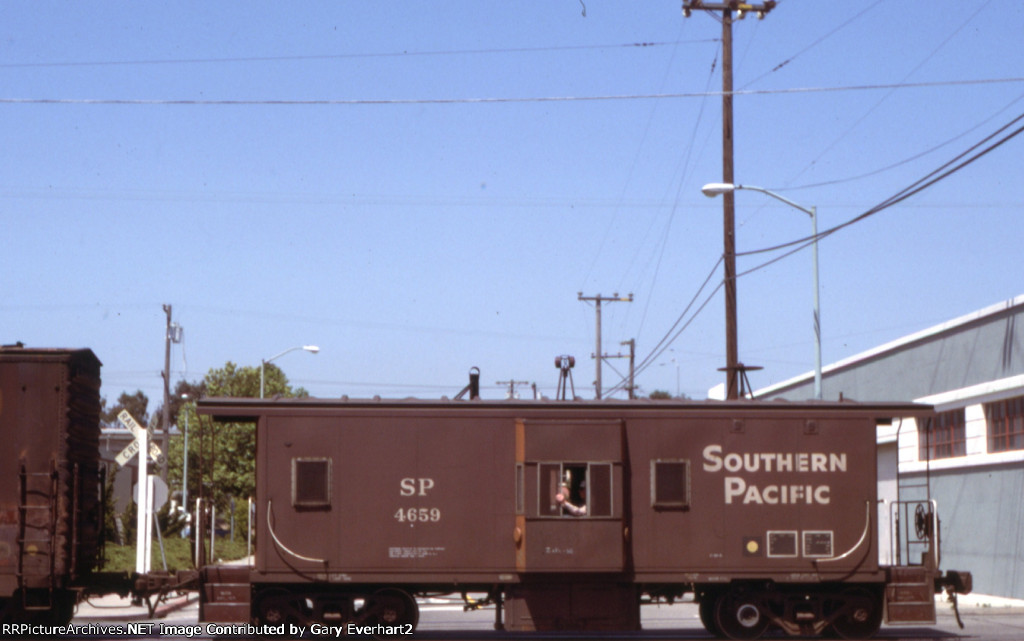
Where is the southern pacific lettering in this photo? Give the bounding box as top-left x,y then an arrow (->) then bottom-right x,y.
702,444 -> 847,505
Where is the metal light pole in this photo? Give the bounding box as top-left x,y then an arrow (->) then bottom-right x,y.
260,345 -> 319,398
702,183 -> 822,399
181,393 -> 190,511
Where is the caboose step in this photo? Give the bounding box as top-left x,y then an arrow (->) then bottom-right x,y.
886,566 -> 936,624
199,565 -> 251,623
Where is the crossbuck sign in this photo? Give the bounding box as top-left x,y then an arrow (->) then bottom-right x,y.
114,410 -> 165,467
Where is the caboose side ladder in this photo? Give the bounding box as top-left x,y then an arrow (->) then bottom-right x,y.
16,463 -> 59,611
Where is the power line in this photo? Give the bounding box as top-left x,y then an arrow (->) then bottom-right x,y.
3,77 -> 1023,106
603,108 -> 1024,397
774,91 -> 1024,191
0,40 -> 715,69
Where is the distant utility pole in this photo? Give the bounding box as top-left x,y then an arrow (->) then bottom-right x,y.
578,292 -> 633,399
161,304 -> 183,482
497,379 -> 530,400
682,1 -> 775,399
601,339 -> 637,399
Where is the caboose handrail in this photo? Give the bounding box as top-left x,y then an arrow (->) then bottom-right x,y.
266,501 -> 326,565
816,500 -> 871,564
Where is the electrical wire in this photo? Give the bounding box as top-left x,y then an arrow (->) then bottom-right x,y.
738,1 -> 885,90
602,108 -> 1024,397
0,40 -> 714,69
3,77 -> 1023,106
773,91 -> 1024,191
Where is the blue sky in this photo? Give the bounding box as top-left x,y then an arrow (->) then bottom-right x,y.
2,1 -> 1022,409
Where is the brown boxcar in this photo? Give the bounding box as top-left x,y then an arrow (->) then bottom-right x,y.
0,346 -> 103,624
198,396 -> 972,638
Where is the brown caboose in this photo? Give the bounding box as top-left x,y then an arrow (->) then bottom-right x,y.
197,397 -> 971,638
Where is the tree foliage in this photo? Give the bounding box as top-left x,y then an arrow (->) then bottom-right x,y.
101,390 -> 150,427
165,362 -> 308,513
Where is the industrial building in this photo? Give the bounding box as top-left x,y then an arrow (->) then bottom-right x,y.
757,294 -> 1024,599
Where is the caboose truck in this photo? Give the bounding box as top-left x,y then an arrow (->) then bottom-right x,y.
196,396 -> 973,639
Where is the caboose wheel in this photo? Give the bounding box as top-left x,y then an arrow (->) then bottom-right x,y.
256,588 -> 304,626
698,595 -> 721,637
828,587 -> 881,640
715,588 -> 769,640
371,588 -> 419,631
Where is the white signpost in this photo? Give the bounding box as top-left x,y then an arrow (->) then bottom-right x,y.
115,410 -> 163,574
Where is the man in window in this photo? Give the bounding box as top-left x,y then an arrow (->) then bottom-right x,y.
555,471 -> 587,516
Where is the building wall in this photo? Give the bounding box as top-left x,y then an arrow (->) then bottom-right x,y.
758,295 -> 1024,403
894,391 -> 1024,599
756,295 -> 1024,599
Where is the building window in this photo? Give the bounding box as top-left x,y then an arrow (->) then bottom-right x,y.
292,458 -> 331,508
987,395 -> 1024,453
651,460 -> 690,509
919,409 -> 966,460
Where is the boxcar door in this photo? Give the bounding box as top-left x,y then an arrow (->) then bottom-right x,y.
514,419 -> 627,572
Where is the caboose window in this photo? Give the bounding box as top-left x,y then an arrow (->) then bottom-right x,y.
538,461 -> 613,518
292,458 -> 331,508
651,460 -> 690,509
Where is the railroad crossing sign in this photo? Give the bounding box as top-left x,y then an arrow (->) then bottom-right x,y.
114,410 -> 165,467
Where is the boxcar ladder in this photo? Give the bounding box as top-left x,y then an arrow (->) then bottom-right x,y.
16,463 -> 58,611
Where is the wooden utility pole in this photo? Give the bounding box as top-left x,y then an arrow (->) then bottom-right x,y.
578,292 -> 633,399
682,1 -> 775,399
602,339 -> 637,399
161,304 -> 172,481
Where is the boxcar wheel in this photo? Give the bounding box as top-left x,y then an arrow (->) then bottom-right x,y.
829,587 -> 882,640
715,588 -> 769,640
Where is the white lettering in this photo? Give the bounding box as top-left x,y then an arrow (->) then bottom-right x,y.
724,453 -> 743,472
721,478 -> 833,505
725,476 -> 745,504
703,444 -> 723,472
399,478 -> 417,497
814,485 -> 831,504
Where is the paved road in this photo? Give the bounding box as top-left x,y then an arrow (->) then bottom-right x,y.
40,592 -> 1024,640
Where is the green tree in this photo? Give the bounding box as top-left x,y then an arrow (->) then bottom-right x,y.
101,390 -> 150,427
166,362 -> 308,514
649,390 -> 673,400
150,379 -> 207,432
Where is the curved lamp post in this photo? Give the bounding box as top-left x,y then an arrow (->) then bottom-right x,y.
260,345 -> 319,398
702,182 -> 822,399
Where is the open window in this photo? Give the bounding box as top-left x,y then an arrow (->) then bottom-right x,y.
292,457 -> 332,508
537,462 -> 613,518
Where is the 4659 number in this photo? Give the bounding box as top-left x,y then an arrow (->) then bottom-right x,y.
394,507 -> 441,523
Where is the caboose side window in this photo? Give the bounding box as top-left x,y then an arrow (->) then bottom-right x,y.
651,460 -> 690,509
292,457 -> 332,508
537,461 -> 613,518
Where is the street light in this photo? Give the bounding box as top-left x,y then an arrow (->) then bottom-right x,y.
260,345 -> 319,398
702,182 -> 822,399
